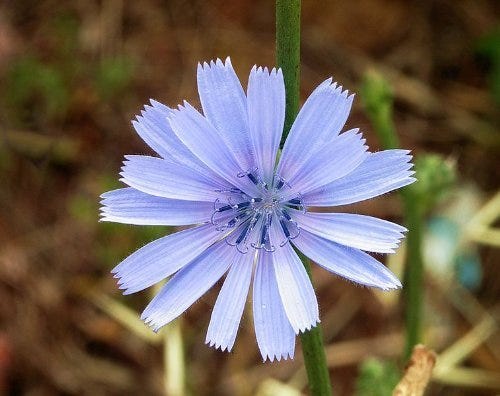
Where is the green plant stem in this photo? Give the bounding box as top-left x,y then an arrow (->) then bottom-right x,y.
360,72 -> 424,361
276,0 -> 301,143
299,256 -> 333,396
277,1 -> 332,394
402,196 -> 424,359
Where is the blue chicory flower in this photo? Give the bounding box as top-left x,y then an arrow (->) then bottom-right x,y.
100,57 -> 415,361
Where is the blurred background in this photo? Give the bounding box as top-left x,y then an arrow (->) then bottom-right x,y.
0,1 -> 499,395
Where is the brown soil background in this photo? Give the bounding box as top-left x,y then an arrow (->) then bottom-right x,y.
0,1 -> 499,395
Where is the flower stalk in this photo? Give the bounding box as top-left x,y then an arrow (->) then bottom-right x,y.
277,1 -> 333,394
360,71 -> 424,360
276,0 -> 301,144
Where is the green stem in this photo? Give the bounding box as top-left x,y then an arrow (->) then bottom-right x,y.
276,0 -> 301,143
300,324 -> 331,395
402,195 -> 424,359
360,72 -> 424,361
299,256 -> 333,396
277,2 -> 332,394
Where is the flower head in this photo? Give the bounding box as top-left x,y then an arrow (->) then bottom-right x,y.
101,58 -> 415,361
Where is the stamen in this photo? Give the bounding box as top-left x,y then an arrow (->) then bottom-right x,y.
279,217 -> 291,238
213,198 -> 220,211
211,200 -> 236,225
226,213 -> 261,253
235,201 -> 251,210
247,172 -> 259,185
235,223 -> 250,244
238,168 -> 268,190
214,187 -> 243,194
225,217 -> 238,229
252,211 -> 275,252
281,209 -> 292,221
274,176 -> 288,191
216,212 -> 249,231
211,197 -> 254,228
211,208 -> 229,226
286,192 -> 306,213
278,209 -> 300,246
262,212 -> 275,252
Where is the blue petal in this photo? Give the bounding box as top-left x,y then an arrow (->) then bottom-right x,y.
112,224 -> 221,294
293,229 -> 402,290
168,102 -> 259,196
277,79 -> 353,178
280,129 -> 368,199
271,225 -> 319,333
197,58 -> 254,171
132,102 -> 182,159
303,150 -> 416,206
141,242 -> 235,332
133,101 -> 210,174
120,155 -> 230,202
206,250 -> 254,352
253,251 -> 296,362
100,188 -> 213,225
247,66 -> 285,184
291,210 -> 406,253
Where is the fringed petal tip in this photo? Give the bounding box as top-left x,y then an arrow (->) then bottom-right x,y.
296,318 -> 321,335
131,101 -> 171,130
110,261 -> 151,294
375,276 -> 403,291
363,271 -> 403,291
140,313 -> 157,327
339,273 -> 402,292
109,268 -> 150,296
197,56 -> 233,72
169,100 -> 200,118
140,313 -> 168,334
120,287 -> 136,296
261,351 -> 294,363
352,272 -> 402,291
384,150 -> 414,165
99,190 -> 115,200
250,64 -> 282,78
121,154 -> 136,166
149,98 -> 168,109
112,273 -> 137,295
205,339 -> 233,353
97,210 -> 109,223
318,77 -> 355,101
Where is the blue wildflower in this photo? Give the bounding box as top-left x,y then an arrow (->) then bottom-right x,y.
100,58 -> 415,362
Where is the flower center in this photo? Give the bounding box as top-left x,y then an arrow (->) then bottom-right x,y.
211,169 -> 306,254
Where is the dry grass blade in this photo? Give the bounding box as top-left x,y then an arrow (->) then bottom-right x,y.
465,191 -> 500,247
86,290 -> 161,344
432,367 -> 500,390
256,379 -> 302,396
163,319 -> 185,396
325,332 -> 404,367
434,314 -> 497,374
